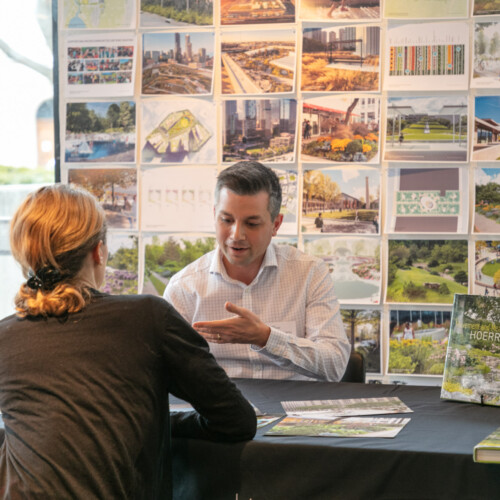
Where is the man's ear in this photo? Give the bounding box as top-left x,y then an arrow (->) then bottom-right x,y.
272,214 -> 284,236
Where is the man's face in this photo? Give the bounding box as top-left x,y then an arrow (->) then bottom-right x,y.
215,187 -> 282,279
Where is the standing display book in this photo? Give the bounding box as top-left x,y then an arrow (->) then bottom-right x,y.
441,294 -> 500,407
474,426 -> 500,464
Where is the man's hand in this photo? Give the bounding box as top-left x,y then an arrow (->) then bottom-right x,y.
192,302 -> 271,348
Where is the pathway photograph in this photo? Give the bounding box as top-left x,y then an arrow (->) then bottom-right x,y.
388,309 -> 451,377
474,167 -> 500,233
472,95 -> 500,161
302,168 -> 380,234
384,95 -> 468,162
474,240 -> 500,296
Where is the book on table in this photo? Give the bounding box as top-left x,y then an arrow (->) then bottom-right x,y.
474,426 -> 500,464
441,294 -> 500,407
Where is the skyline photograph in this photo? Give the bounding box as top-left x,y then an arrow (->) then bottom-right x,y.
301,24 -> 380,92
142,31 -> 214,95
222,98 -> 297,163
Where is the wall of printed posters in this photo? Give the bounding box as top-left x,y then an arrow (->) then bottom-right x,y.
56,0 -> 500,384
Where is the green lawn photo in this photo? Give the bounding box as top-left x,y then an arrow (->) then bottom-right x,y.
386,240 -> 468,304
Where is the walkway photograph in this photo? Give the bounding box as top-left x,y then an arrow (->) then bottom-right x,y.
384,95 -> 468,162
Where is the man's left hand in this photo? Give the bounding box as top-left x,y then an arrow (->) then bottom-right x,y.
192,302 -> 271,348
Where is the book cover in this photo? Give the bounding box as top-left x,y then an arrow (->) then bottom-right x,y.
441,294 -> 500,406
474,426 -> 500,463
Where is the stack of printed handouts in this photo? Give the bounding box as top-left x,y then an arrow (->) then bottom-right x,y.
265,397 -> 413,438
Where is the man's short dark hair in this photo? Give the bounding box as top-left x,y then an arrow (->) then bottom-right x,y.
215,161 -> 282,220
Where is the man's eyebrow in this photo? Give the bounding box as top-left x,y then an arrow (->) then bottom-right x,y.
218,210 -> 263,220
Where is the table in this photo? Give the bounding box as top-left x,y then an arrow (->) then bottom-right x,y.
171,379 -> 500,500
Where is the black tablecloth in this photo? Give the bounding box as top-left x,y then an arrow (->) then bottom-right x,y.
172,379 -> 500,500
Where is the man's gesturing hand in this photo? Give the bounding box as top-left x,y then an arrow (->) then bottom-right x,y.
193,301 -> 271,348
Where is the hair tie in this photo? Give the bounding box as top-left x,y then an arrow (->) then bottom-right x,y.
27,267 -> 63,291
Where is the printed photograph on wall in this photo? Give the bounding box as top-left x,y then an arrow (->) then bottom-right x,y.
140,0 -> 213,27
222,98 -> 297,163
304,236 -> 381,305
142,234 -> 216,297
301,24 -> 380,92
142,31 -> 215,96
273,167 -> 299,235
384,22 -> 468,91
386,239 -> 468,304
140,166 -> 217,231
384,95 -> 468,163
302,168 -> 380,235
474,168 -> 500,233
65,32 -> 136,98
141,98 -> 217,164
341,308 -> 381,373
299,0 -> 380,22
384,0 -> 467,19
472,96 -> 500,162
472,22 -> 500,89
101,233 -> 139,295
386,167 -> 468,234
474,240 -> 500,296
67,167 -> 137,230
474,0 -> 500,16
64,101 -> 136,164
388,309 -> 451,376
273,236 -> 298,247
221,29 -> 296,95
301,95 -> 380,164
63,0 -> 136,29
220,0 -> 295,25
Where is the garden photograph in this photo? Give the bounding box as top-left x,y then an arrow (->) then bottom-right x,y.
474,168 -> 500,233
301,96 -> 380,163
65,101 -> 136,163
304,236 -> 381,304
142,234 -> 216,296
388,309 -> 451,376
341,308 -> 381,373
101,233 -> 139,295
140,0 -> 213,27
384,95 -> 468,162
474,240 -> 500,295
302,168 -> 380,234
301,25 -> 380,92
386,239 -> 468,304
68,167 -> 137,229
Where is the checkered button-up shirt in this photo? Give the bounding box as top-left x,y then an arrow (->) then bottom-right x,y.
164,243 -> 350,381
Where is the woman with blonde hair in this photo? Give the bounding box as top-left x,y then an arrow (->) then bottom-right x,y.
0,184 -> 256,498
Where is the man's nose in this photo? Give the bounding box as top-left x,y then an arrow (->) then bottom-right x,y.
231,221 -> 246,240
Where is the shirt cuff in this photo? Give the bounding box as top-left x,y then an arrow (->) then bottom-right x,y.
251,327 -> 288,357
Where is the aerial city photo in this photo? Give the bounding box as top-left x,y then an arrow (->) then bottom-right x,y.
221,29 -> 296,94
142,31 -> 214,95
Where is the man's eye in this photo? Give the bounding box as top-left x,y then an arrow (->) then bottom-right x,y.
247,222 -> 259,227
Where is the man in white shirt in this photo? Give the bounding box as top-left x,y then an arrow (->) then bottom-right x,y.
163,161 -> 350,381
